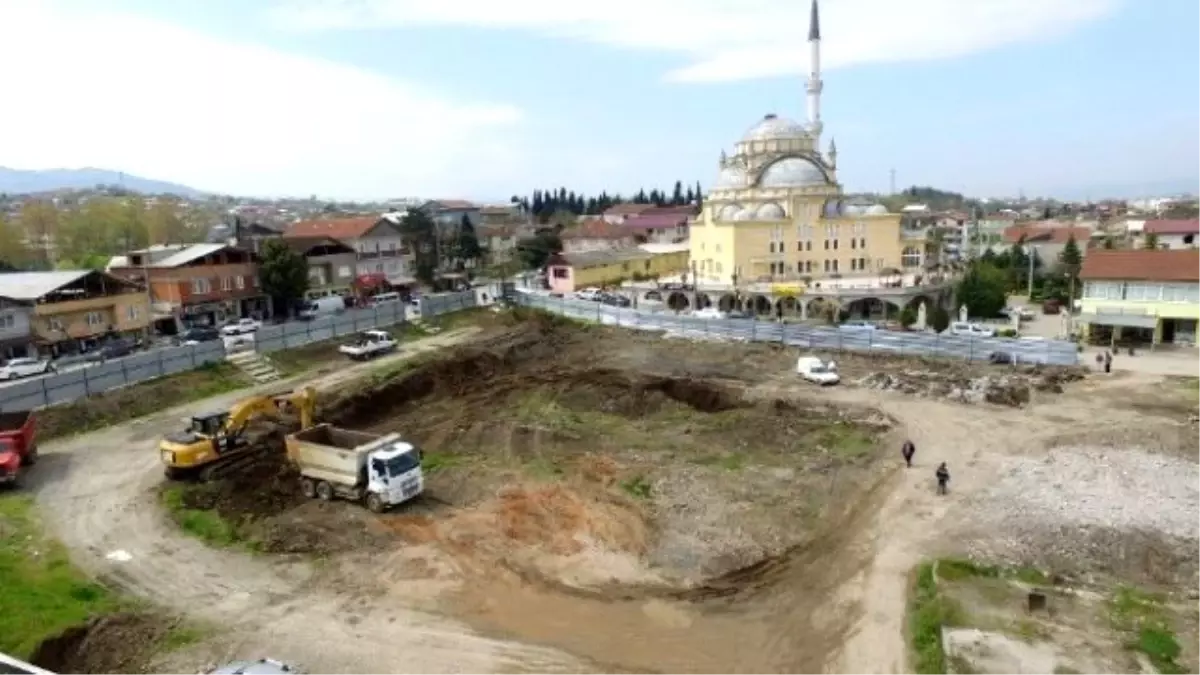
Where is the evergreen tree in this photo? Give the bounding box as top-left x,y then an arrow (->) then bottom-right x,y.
671,181 -> 684,205
258,239 -> 310,318
1058,234 -> 1082,269
453,213 -> 483,268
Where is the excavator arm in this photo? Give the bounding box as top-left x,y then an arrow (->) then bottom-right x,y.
220,386 -> 317,437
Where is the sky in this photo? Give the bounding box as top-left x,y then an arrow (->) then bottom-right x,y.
0,0 -> 1196,202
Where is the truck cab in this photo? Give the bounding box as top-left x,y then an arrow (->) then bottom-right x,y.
0,411 -> 37,487
367,442 -> 424,509
287,425 -> 424,512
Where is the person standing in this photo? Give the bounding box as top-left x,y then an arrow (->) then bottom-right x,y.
1104,350 -> 1113,374
901,440 -> 916,468
935,462 -> 950,495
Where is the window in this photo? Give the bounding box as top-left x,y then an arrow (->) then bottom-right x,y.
1163,283 -> 1199,303
191,278 -> 211,294
832,260 -> 840,273
715,244 -> 722,253
901,246 -> 921,268
806,241 -> 812,251
804,260 -> 813,273
832,239 -> 839,250
716,262 -> 723,273
236,275 -> 246,289
221,276 -> 233,291
859,237 -> 866,249
823,260 -> 831,272
824,240 -> 830,250
338,266 -> 352,278
253,276 -> 260,287
85,311 -> 103,326
48,318 -> 64,331
0,313 -> 14,328
850,239 -> 857,250
126,305 -> 139,321
552,267 -> 569,279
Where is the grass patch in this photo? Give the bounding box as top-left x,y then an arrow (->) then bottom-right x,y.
907,561 -> 967,674
160,486 -> 244,548
693,453 -> 746,471
1109,585 -> 1185,674
40,362 -> 247,441
422,452 -> 466,474
936,557 -> 1048,585
0,494 -> 119,659
813,422 -> 877,458
619,474 -> 653,499
158,622 -> 210,651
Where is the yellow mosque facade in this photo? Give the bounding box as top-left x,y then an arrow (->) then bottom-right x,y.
689,0 -> 922,286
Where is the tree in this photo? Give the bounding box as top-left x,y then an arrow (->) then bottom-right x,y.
1058,234 -> 1082,269
17,200 -> 60,266
929,306 -> 951,333
898,305 -> 917,329
516,229 -> 562,270
955,262 -> 1009,319
398,209 -> 439,285
452,213 -> 483,269
258,238 -> 310,317
0,214 -> 30,269
1143,233 -> 1160,250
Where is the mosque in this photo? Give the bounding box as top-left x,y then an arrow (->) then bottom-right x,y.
689,0 -> 922,286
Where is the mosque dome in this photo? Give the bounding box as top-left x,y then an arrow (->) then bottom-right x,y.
741,114 -> 810,143
758,157 -> 829,189
716,204 -> 743,221
866,204 -> 889,215
756,203 -> 786,220
713,166 -> 749,191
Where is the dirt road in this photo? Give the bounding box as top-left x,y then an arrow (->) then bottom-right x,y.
30,329 -> 591,674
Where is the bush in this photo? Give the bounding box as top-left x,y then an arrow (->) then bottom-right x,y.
899,306 -> 918,328
998,328 -> 1019,338
930,306 -> 951,333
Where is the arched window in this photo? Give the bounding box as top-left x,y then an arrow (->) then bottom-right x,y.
901,246 -> 922,268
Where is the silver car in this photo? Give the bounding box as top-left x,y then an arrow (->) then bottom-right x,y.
208,658 -> 300,674
0,357 -> 55,380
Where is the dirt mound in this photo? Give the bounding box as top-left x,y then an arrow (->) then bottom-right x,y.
29,613 -> 174,674
856,366 -> 1085,406
178,451 -> 305,521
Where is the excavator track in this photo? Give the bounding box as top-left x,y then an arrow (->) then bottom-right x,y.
195,430 -> 287,482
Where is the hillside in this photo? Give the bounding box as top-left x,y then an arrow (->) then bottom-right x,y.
0,167 -> 206,198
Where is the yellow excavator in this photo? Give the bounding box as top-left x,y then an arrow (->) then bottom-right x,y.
159,386 -> 316,481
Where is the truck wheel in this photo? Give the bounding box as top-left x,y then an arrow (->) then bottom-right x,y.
315,481 -> 334,501
299,478 -> 316,499
22,445 -> 38,467
365,493 -> 385,513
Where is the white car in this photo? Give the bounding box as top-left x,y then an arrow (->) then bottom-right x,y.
574,288 -> 603,302
999,306 -> 1035,321
0,357 -> 56,380
944,321 -> 996,338
339,330 -> 398,360
796,355 -> 840,385
693,307 -> 726,320
221,318 -> 262,336
839,320 -> 877,331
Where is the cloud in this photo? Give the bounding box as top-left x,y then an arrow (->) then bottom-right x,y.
266,0 -> 1120,83
0,1 -> 524,199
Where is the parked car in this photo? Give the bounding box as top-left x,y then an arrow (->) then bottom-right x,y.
0,357 -> 55,380
796,355 -> 840,385
298,295 -> 347,320
1000,306 -> 1035,321
694,307 -> 726,320
208,658 -> 300,674
601,293 -> 631,307
339,330 -> 398,360
944,321 -> 996,338
88,338 -> 138,361
574,288 -> 603,302
221,318 -> 262,336
178,326 -> 222,345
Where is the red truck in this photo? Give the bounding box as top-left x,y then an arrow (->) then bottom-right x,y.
0,410 -> 37,487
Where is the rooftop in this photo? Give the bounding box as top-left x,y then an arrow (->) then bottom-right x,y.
1144,219 -> 1200,236
621,212 -> 689,230
550,249 -> 656,268
1002,223 -> 1092,244
0,270 -> 93,301
1080,249 -> 1200,283
285,216 -> 389,241
560,220 -> 630,241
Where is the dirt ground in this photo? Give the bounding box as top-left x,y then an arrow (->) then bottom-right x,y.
26,312 -> 1200,674
29,613 -> 184,674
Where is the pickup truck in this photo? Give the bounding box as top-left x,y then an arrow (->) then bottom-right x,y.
285,424 -> 424,513
338,330 -> 397,361
0,411 -> 38,487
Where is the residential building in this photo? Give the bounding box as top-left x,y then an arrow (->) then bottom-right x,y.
479,204 -> 525,227
285,216 -> 414,287
1000,223 -> 1093,265
109,244 -> 267,330
545,246 -> 690,294
561,220 -> 636,254
1078,249 -> 1199,348
621,210 -> 691,245
1135,219 -> 1199,250
0,270 -> 151,357
285,237 -> 358,299
421,200 -> 481,232
479,225 -> 519,265
0,298 -> 34,360
600,203 -> 655,224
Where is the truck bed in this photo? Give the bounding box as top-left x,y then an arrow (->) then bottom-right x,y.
290,424 -> 381,449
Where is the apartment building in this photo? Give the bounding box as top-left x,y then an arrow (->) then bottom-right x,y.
0,270 -> 151,358
109,244 -> 266,330
1079,249 -> 1199,348
285,237 -> 358,299
285,216 -> 414,286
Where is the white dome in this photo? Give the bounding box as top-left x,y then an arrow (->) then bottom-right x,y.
866,204 -> 888,215
756,203 -> 786,220
713,166 -> 749,190
758,157 -> 829,189
716,204 -> 743,221
741,114 -> 809,142
843,204 -> 866,216
733,209 -> 756,221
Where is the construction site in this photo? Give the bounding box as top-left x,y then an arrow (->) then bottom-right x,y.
16,310 -> 1200,674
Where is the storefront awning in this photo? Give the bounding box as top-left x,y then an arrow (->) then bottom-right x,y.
1080,312 -> 1158,329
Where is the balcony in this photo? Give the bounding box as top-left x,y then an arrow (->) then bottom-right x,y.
32,292 -> 144,317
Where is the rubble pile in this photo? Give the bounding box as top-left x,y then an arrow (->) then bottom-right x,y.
855,368 -> 1083,407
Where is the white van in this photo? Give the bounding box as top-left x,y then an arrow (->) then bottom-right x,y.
369,292 -> 401,307
299,296 -> 346,320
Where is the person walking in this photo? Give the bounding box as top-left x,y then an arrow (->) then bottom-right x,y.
1104,350 -> 1113,374
901,440 -> 916,468
935,462 -> 950,495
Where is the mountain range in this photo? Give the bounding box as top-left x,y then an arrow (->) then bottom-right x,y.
0,167 -> 206,198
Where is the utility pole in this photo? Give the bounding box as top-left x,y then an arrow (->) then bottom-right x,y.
690,259 -> 699,310
1026,247 -> 1035,298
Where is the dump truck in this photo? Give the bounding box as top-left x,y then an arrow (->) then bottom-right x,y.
285,424 -> 424,513
0,411 -> 37,488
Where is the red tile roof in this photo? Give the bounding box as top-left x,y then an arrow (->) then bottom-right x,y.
602,203 -> 655,217
621,212 -> 689,230
1080,249 -> 1200,282
1002,224 -> 1091,244
284,216 -> 387,240
560,219 -> 631,240
648,204 -> 699,216
1144,219 -> 1200,236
